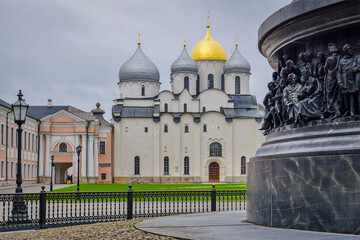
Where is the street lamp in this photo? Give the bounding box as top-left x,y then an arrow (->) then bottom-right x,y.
50,155 -> 54,191
76,145 -> 82,192
9,90 -> 29,222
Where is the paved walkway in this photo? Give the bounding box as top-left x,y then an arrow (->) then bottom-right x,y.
0,183 -> 68,194
136,211 -> 359,240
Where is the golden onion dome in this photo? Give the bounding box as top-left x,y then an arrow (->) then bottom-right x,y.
191,25 -> 227,61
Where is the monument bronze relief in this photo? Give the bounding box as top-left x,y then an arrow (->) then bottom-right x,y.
262,43 -> 360,134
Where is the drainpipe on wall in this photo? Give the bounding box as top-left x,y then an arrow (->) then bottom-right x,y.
37,121 -> 41,183
5,110 -> 11,181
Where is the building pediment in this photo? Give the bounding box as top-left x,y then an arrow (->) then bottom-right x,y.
40,110 -> 88,123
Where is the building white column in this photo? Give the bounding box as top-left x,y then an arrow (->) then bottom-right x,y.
87,135 -> 94,177
173,122 -> 181,177
44,134 -> 51,177
153,123 -> 160,180
225,122 -> 233,182
39,134 -> 44,176
94,137 -> 98,177
73,135 -> 80,177
81,134 -> 87,177
193,123 -> 201,180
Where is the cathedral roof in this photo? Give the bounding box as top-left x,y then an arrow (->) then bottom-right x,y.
224,44 -> 251,73
171,45 -> 198,74
191,25 -> 227,61
119,43 -> 160,83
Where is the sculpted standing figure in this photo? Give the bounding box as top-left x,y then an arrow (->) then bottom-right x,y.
338,44 -> 357,116
260,81 -> 277,133
353,54 -> 360,114
314,52 -> 326,109
283,73 -> 302,124
324,43 -> 342,118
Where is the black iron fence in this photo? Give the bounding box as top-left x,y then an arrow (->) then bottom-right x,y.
0,185 -> 246,232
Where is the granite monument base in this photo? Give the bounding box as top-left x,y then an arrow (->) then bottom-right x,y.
247,118 -> 360,235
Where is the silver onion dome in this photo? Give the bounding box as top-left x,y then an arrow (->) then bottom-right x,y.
171,45 -> 198,74
119,44 -> 160,82
223,44 -> 251,74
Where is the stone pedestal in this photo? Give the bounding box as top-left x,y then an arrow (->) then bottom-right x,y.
247,118 -> 360,234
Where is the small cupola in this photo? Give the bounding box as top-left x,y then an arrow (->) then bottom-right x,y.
171,44 -> 198,74
224,43 -> 251,73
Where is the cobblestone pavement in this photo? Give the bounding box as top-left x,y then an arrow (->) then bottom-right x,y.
0,219 -> 178,240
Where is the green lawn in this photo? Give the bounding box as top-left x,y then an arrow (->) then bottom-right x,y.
53,183 -> 246,192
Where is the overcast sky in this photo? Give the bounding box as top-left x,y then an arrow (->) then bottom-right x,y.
0,0 -> 289,121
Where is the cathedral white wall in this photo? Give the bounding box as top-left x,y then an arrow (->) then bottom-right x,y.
118,81 -> 160,98
123,99 -> 154,107
224,73 -> 250,95
198,89 -> 231,112
171,73 -> 197,95
196,60 -> 225,92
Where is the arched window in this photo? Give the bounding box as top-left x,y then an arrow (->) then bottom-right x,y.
221,74 -> 225,91
184,103 -> 187,112
141,85 -> 145,96
184,157 -> 189,175
202,107 -> 206,113
196,75 -> 200,93
164,124 -> 168,133
134,156 -> 140,175
208,74 -> 214,89
184,125 -> 189,133
59,143 -> 67,152
209,142 -> 222,157
241,156 -> 246,174
164,103 -> 168,112
235,76 -> 241,94
184,76 -> 189,90
164,157 -> 169,175
203,124 -> 207,132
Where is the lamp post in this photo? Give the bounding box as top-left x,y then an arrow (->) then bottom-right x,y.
50,155 -> 54,191
9,90 -> 29,222
76,145 -> 82,192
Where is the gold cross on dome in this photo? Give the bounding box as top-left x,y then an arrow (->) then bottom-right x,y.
138,31 -> 141,45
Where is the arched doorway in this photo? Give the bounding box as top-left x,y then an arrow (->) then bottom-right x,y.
209,162 -> 219,182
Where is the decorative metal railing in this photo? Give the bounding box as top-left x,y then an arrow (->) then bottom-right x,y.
0,185 -> 246,232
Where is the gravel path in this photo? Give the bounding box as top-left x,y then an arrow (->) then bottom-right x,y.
0,219 -> 178,240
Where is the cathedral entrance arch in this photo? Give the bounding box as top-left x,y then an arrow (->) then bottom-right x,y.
209,162 -> 219,182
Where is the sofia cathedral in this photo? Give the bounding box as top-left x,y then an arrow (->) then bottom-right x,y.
112,25 -> 264,183
0,24 -> 264,186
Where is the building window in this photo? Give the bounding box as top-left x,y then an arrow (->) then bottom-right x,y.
145,127 -> 148,133
184,103 -> 187,112
202,107 -> 206,113
24,164 -> 26,178
184,76 -> 189,90
134,156 -> 140,175
241,156 -> 246,174
164,156 -> 169,175
196,75 -> 200,93
235,76 -> 241,94
164,103 -> 168,112
208,74 -> 214,89
28,164 -> 30,179
210,142 -> 222,157
32,134 -> 34,151
100,141 -> 106,154
11,127 -> 14,147
24,132 -> 26,149
203,124 -> 207,132
31,164 -> 34,178
11,162 -> 14,178
184,157 -> 189,175
28,132 -> 30,150
59,143 -> 67,152
164,124 -> 168,133
141,85 -> 145,96
0,161 -> 4,178
0,124 -> 3,145
101,173 -> 106,180
36,136 -> 38,151
221,74 -> 225,91
6,126 -> 8,145
184,125 -> 189,133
